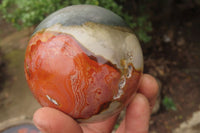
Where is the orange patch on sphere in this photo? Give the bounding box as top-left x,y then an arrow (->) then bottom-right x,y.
24,31 -> 121,118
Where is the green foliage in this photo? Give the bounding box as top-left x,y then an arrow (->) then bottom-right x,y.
0,0 -> 152,42
134,15 -> 152,43
0,0 -> 66,29
114,123 -> 120,130
162,96 -> 177,111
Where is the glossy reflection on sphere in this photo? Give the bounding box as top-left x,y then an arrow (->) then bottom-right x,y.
24,5 -> 143,122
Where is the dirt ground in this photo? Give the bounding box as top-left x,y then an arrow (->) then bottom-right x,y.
0,3 -> 200,133
144,5 -> 200,133
0,17 -> 40,123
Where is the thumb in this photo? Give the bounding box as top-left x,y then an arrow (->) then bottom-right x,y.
33,107 -> 83,133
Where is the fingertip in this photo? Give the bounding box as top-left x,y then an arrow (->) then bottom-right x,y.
139,74 -> 159,107
125,94 -> 150,133
129,93 -> 150,113
33,107 -> 49,133
142,74 -> 159,95
33,107 -> 82,133
127,94 -> 150,118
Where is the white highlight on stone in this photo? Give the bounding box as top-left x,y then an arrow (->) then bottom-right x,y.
46,95 -> 59,105
113,76 -> 126,100
126,65 -> 133,78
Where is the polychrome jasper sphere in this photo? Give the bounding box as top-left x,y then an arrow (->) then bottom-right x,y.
24,5 -> 143,122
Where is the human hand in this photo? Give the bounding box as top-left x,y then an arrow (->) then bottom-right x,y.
33,74 -> 159,133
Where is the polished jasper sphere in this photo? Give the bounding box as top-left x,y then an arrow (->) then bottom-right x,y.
24,5 -> 143,122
